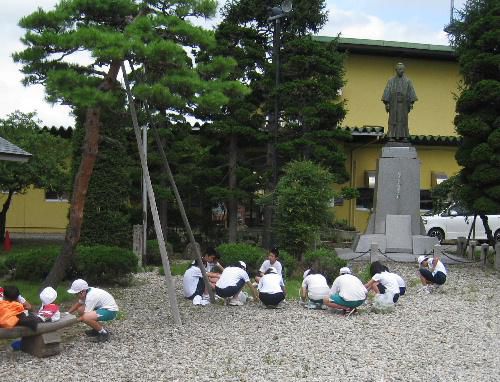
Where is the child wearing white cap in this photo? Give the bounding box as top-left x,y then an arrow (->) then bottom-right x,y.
418,255 -> 447,287
215,261 -> 259,306
67,279 -> 119,342
37,287 -> 60,322
257,267 -> 286,307
324,267 -> 367,313
300,268 -> 330,309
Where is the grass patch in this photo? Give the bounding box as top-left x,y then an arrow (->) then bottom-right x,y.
0,279 -> 74,307
159,260 -> 191,276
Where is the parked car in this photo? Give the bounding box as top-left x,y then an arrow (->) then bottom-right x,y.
422,205 -> 500,243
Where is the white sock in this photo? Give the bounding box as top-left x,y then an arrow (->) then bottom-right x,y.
98,328 -> 107,334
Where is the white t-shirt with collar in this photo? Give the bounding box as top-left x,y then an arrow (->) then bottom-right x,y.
216,267 -> 250,289
330,274 -> 367,301
183,266 -> 203,297
429,258 -> 447,276
259,259 -> 282,276
372,271 -> 400,295
83,287 -> 119,312
302,274 -> 330,300
258,273 -> 284,294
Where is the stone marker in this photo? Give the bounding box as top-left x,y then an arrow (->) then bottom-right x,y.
495,243 -> 500,271
457,236 -> 467,257
469,240 -> 477,260
480,243 -> 489,266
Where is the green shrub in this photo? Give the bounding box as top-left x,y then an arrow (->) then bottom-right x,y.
145,240 -> 175,265
278,249 -> 297,278
75,245 -> 138,284
303,248 -> 346,284
4,246 -> 62,281
217,243 -> 265,276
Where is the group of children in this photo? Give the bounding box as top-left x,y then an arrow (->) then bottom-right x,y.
0,278 -> 119,348
183,245 -> 448,313
183,247 -> 285,307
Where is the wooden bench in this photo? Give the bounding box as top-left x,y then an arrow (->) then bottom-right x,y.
0,314 -> 78,357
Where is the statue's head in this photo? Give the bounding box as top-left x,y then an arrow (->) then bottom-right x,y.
395,62 -> 405,77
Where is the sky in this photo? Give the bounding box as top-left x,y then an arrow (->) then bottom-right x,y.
0,0 -> 467,128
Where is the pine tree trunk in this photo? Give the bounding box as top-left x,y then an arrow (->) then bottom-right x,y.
43,62 -> 121,288
0,190 -> 14,243
227,134 -> 238,243
479,214 -> 495,246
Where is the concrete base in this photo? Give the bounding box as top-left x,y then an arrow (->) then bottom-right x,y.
355,234 -> 387,253
412,235 -> 439,255
21,332 -> 62,358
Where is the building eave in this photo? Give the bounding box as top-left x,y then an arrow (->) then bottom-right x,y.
314,36 -> 457,61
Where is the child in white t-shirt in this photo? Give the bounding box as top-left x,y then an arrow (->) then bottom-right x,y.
215,261 -> 259,306
418,255 -> 447,287
365,261 -> 401,305
324,267 -> 367,312
383,265 -> 406,296
301,269 -> 330,308
255,247 -> 283,283
258,267 -> 285,307
183,262 -> 208,305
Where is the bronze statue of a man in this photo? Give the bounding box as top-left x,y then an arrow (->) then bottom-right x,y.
381,62 -> 418,140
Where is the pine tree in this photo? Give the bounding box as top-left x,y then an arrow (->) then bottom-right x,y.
447,0 -> 500,245
14,0 -> 241,286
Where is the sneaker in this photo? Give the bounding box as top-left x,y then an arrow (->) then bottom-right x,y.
85,329 -> 100,337
192,295 -> 202,305
92,331 -> 110,343
229,298 -> 244,306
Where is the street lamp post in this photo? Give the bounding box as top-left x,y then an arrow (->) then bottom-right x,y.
263,1 -> 292,248
268,0 -> 292,186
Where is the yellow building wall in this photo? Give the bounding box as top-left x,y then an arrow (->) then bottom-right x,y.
2,186 -> 69,234
341,54 -> 460,137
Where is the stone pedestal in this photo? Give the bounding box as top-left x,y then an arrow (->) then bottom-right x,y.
356,143 -> 425,254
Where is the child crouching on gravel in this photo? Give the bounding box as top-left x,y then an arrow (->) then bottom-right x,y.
418,255 -> 447,291
258,267 -> 285,308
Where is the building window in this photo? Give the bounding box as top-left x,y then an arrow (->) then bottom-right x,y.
356,188 -> 374,209
420,190 -> 433,211
45,190 -> 69,202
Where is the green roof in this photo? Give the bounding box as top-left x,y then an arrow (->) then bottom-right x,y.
341,126 -> 460,146
314,36 -> 456,60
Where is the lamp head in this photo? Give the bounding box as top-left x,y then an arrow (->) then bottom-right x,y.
281,0 -> 293,13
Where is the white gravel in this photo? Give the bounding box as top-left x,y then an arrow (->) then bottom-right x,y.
1,263 -> 499,381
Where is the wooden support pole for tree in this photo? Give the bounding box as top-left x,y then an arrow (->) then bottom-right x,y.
147,111 -> 216,303
121,64 -> 182,325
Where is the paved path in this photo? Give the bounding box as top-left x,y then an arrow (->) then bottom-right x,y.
335,244 -> 475,265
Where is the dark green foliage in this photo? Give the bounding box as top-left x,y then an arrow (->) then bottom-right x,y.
217,243 -> 264,275
77,111 -> 133,248
145,239 -> 175,265
5,245 -> 137,284
277,249 -> 297,278
303,248 -> 346,284
446,0 -> 500,238
275,160 -> 335,258
75,245 -> 138,284
4,246 -> 65,281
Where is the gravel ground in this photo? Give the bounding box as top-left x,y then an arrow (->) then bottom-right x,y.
1,263 -> 499,382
